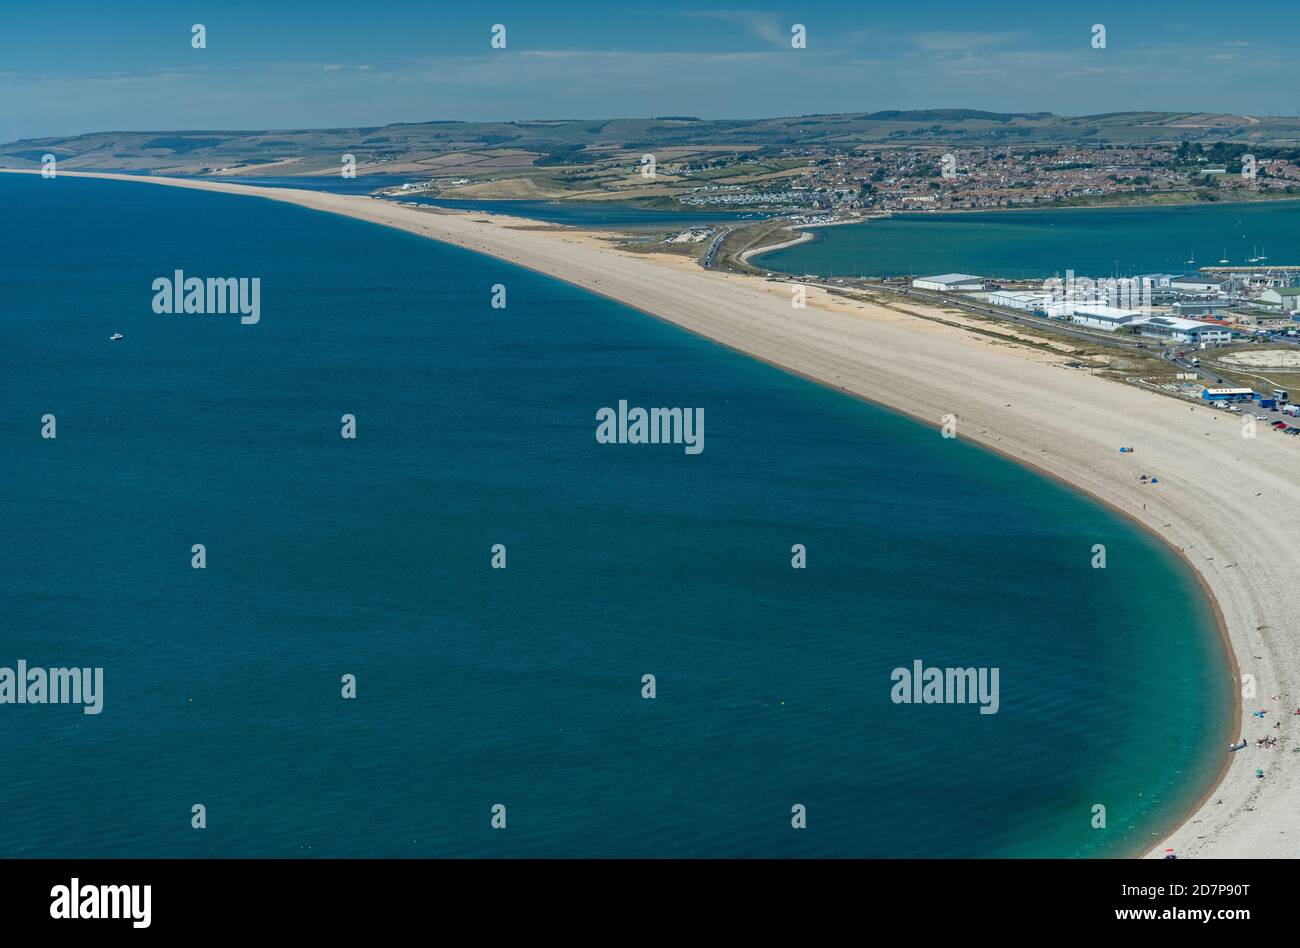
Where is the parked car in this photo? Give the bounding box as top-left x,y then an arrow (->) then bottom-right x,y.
1271,422 -> 1288,429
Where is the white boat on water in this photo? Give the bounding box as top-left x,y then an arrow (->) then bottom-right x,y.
110,332 -> 123,341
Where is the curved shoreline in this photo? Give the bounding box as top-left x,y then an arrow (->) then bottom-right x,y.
739,228 -> 814,264
600,292 -> 1241,857
612,307 -> 1239,859
948,431 -> 1239,859
12,168 -> 1293,858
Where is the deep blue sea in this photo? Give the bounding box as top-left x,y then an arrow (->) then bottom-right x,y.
0,174 -> 1230,857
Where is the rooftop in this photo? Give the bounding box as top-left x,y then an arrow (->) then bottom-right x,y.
1171,273 -> 1229,284
1072,305 -> 1146,319
1146,316 -> 1231,330
917,273 -> 983,284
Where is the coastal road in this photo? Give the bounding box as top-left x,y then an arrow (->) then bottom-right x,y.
702,227 -> 734,269
1159,347 -> 1217,384
899,286 -> 1156,350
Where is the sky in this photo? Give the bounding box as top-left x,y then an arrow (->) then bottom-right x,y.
1,0 -> 1297,142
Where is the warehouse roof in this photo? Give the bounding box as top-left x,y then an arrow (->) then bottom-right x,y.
916,273 -> 983,284
1145,316 -> 1230,330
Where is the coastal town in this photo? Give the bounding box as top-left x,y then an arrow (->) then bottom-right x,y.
378,139 -> 1300,217
770,141 -> 1300,214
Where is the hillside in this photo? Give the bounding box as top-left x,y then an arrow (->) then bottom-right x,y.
8,110 -> 1300,178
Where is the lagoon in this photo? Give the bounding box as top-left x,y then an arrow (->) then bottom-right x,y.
757,200 -> 1300,279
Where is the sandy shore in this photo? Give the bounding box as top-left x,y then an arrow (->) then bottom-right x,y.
12,169 -> 1300,858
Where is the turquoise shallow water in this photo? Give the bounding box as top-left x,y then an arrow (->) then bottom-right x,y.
0,175 -> 1230,857
758,200 -> 1300,279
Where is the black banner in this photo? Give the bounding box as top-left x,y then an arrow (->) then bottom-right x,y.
0,857 -> 1281,934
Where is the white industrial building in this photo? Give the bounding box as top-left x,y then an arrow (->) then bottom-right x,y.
988,290 -> 1053,312
1171,301 -> 1226,317
1137,316 -> 1233,344
1069,306 -> 1147,331
1169,274 -> 1234,294
1259,287 -> 1300,313
1134,273 -> 1179,289
912,273 -> 985,291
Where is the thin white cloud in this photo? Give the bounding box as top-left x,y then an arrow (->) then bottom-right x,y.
3,39 -> 1297,143
681,10 -> 788,47
912,31 -> 1023,52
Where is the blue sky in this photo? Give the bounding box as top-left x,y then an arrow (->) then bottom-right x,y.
1,0 -> 1296,141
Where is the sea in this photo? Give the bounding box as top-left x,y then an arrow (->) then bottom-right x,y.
756,200 -> 1300,280
0,173 -> 1231,857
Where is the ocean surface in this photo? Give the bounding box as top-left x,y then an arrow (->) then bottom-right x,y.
757,200 -> 1300,279
0,174 -> 1230,857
